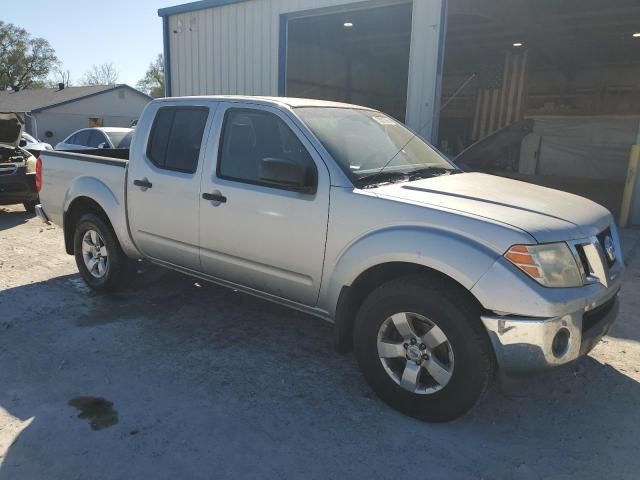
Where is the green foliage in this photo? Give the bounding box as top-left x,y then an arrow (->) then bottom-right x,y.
137,54 -> 165,97
0,21 -> 58,91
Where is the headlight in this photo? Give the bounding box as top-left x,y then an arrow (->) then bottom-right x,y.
504,243 -> 583,288
25,155 -> 37,173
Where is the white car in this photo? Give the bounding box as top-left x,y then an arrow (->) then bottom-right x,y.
22,132 -> 53,152
55,127 -> 132,151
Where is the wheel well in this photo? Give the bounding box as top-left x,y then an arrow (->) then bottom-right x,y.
63,197 -> 113,255
334,262 -> 484,353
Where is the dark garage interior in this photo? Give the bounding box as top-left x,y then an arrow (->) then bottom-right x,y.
439,0 -> 640,219
285,2 -> 412,121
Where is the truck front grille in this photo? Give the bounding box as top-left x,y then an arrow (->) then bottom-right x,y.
596,227 -> 615,268
567,226 -> 617,288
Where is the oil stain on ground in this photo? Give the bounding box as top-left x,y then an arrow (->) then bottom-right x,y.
68,396 -> 118,430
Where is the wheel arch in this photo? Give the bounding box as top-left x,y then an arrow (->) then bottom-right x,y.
62,176 -> 139,257
333,262 -> 490,353
325,227 -> 500,353
63,196 -> 115,255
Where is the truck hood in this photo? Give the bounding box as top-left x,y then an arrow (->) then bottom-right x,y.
369,172 -> 612,243
0,112 -> 24,148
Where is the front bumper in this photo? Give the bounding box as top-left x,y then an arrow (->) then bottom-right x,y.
482,289 -> 620,375
0,166 -> 37,205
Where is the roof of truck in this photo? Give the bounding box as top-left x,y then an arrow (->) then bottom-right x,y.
154,95 -> 376,111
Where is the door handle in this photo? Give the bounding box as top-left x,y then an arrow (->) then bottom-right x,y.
133,179 -> 152,188
202,192 -> 227,203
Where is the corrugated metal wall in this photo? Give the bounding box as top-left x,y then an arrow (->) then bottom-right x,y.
165,0 -> 444,137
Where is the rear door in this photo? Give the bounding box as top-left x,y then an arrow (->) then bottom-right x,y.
127,101 -> 214,270
198,103 -> 330,306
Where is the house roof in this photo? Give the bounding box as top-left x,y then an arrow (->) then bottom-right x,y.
0,84 -> 152,114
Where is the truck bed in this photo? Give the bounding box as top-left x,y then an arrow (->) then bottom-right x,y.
38,149 -> 129,230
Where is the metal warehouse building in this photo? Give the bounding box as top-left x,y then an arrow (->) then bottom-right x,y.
159,0 -> 640,226
159,0 -> 444,140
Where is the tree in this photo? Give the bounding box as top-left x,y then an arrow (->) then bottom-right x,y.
82,62 -> 118,86
45,66 -> 72,88
137,54 -> 165,97
0,21 -> 58,91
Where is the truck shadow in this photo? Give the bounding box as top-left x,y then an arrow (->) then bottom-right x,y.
1,265 -> 639,478
0,208 -> 32,231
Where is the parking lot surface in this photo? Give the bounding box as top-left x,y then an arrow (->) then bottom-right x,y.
1,204 -> 640,480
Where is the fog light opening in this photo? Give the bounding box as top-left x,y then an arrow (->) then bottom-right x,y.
552,328 -> 571,358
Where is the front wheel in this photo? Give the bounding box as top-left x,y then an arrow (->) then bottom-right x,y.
23,199 -> 37,214
353,275 -> 495,422
73,213 -> 130,292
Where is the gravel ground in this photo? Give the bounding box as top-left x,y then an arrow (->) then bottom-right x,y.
1,203 -> 640,480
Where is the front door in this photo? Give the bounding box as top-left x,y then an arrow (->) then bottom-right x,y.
199,104 -> 330,306
128,103 -> 213,270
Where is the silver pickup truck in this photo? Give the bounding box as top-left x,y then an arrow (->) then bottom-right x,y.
36,96 -> 623,422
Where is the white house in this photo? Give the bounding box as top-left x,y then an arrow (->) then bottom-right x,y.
0,84 -> 152,145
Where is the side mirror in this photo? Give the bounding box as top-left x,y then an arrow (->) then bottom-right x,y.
19,139 -> 28,147
97,142 -> 108,149
259,157 -> 314,193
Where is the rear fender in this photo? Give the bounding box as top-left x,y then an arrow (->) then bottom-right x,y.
63,176 -> 139,258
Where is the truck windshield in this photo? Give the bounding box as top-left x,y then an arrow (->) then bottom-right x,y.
295,107 -> 456,186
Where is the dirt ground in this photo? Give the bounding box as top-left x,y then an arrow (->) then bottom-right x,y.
1,203 -> 640,480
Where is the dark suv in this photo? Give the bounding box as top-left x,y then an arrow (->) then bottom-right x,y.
0,113 -> 39,213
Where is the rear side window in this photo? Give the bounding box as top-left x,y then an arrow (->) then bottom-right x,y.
147,106 -> 209,173
70,130 -> 90,146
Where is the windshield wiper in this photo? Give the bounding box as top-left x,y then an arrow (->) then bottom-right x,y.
356,170 -> 411,188
406,166 -> 460,180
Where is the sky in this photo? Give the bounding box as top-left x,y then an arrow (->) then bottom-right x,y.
5,0 -> 178,87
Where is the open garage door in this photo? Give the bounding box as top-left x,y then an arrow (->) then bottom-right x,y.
439,0 -> 640,222
284,2 -> 412,122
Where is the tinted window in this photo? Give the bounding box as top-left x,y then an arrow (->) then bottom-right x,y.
87,130 -> 107,148
117,131 -> 133,149
70,130 -> 90,146
218,109 -> 315,186
147,107 -> 208,173
105,130 -> 130,148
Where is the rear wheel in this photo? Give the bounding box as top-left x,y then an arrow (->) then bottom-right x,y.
23,199 -> 37,214
73,213 -> 130,292
353,275 -> 495,422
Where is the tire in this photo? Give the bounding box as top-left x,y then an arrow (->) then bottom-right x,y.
23,199 -> 37,214
73,213 -> 130,292
353,275 -> 495,422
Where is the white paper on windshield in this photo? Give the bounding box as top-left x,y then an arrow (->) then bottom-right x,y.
372,116 -> 397,126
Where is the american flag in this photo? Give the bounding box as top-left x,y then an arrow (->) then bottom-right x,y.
471,49 -> 529,141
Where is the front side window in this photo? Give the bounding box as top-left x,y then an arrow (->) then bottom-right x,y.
147,106 -> 209,173
295,107 -> 455,186
218,109 -> 315,187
